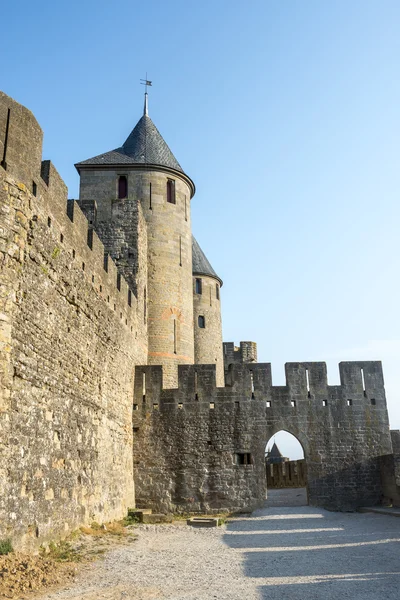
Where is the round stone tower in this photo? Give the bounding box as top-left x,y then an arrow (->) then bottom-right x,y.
76,93 -> 195,387
192,237 -> 224,386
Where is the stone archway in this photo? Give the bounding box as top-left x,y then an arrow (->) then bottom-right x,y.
264,430 -> 308,507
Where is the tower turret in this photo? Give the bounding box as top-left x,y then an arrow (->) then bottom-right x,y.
76,95 -> 195,386
192,237 -> 224,385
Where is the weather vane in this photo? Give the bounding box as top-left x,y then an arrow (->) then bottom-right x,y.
140,74 -> 152,93
140,74 -> 152,116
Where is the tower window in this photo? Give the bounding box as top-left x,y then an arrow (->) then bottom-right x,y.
195,278 -> 202,294
216,284 -> 220,300
118,175 -> 128,199
167,178 -> 176,204
198,315 -> 205,328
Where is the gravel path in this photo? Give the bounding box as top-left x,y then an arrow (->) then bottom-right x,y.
38,506 -> 400,600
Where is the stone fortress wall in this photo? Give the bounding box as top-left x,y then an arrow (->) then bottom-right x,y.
132,360 -> 393,513
0,92 -> 148,550
1,90 -> 400,552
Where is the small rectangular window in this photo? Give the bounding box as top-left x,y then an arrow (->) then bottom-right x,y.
209,402 -> 215,409
347,399 -> 353,406
195,278 -> 202,294
32,181 -> 37,196
216,284 -> 220,300
371,398 -> 376,406
266,401 -> 271,408
322,399 -> 327,406
291,400 -> 296,407
133,404 -> 138,411
118,175 -> 128,199
128,290 -> 132,307
235,453 -> 252,465
167,178 -> 176,204
198,315 -> 205,328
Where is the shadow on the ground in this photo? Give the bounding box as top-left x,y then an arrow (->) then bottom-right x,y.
223,507 -> 400,600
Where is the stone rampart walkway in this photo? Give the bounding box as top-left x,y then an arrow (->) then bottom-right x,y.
39,506 -> 400,600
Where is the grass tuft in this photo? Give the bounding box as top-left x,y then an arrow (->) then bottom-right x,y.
0,538 -> 13,555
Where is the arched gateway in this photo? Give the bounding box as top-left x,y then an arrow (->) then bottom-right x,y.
132,360 -> 392,513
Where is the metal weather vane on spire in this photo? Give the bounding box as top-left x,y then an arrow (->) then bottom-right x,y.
140,74 -> 152,116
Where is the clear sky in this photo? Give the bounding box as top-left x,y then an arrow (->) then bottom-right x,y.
2,1 -> 399,458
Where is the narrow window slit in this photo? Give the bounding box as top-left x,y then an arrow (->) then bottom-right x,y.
306,368 -> 311,398
173,319 -> 177,354
167,178 -> 176,204
361,368 -> 367,397
149,182 -> 152,209
250,370 -> 255,399
142,372 -> 146,401
118,175 -> 127,199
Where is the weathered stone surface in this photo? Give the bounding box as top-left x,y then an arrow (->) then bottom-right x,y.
187,517 -> 220,527
0,92 -> 147,551
133,362 -> 393,513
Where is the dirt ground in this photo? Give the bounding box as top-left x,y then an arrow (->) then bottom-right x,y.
3,507 -> 400,600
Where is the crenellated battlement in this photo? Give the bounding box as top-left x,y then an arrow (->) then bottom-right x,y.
0,91 -> 145,331
134,361 -> 386,411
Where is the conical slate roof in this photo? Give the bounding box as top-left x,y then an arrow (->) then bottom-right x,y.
192,236 -> 223,286
75,114 -> 183,172
269,443 -> 283,459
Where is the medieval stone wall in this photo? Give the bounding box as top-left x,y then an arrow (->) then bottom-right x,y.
132,361 -> 392,513
0,92 -> 147,550
193,274 -> 224,386
380,430 -> 400,507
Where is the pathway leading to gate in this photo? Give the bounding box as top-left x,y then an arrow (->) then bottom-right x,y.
38,506 -> 400,600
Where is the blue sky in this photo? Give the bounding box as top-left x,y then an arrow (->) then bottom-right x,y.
2,1 -> 399,458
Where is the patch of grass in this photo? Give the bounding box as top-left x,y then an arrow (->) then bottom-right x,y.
45,540 -> 81,563
0,538 -> 13,555
120,514 -> 140,526
51,246 -> 61,259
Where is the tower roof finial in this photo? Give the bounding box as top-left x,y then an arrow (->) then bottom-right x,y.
140,74 -> 152,116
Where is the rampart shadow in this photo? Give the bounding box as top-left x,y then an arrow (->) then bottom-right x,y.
223,507 -> 400,599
